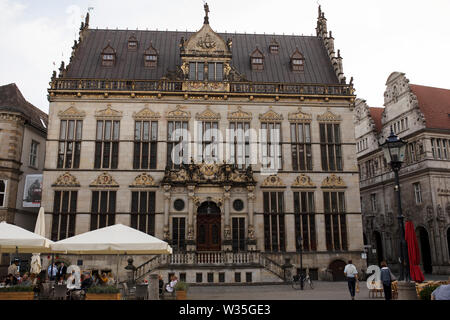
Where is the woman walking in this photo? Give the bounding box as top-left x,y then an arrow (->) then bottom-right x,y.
380,261 -> 396,300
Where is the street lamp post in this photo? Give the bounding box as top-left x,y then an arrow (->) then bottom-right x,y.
380,129 -> 410,281
297,235 -> 304,290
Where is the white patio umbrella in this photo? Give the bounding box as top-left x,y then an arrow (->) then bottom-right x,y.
30,207 -> 46,274
0,221 -> 53,253
51,224 -> 172,285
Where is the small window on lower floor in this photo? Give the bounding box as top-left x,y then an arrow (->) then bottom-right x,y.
196,273 -> 203,283
207,273 -> 214,283
179,273 -> 186,282
234,272 -> 241,283
246,272 -> 252,283
219,273 -> 225,283
0,180 -> 7,207
168,272 -> 175,283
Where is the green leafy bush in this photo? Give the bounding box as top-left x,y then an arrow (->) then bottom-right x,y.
174,281 -> 189,292
0,286 -> 34,292
419,284 -> 441,300
86,285 -> 120,294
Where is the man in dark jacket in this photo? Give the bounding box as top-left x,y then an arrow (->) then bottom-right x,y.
56,262 -> 67,282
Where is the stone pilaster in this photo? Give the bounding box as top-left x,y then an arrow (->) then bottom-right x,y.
186,184 -> 196,251
246,185 -> 256,250
222,185 -> 232,251
163,184 -> 171,241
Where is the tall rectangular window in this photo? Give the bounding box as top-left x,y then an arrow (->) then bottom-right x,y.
323,191 -> 347,251
130,191 -> 155,235
290,123 -> 312,171
197,121 -> 219,163
51,191 -> 77,240
133,121 -> 158,169
261,122 -> 282,170
58,120 -> 82,168
172,217 -> 186,252
293,192 -> 316,251
229,122 -> 250,169
319,123 -> 342,171
232,217 -> 245,252
167,121 -> 189,169
29,140 -> 39,167
442,139 -> 448,159
94,120 -> 120,169
207,62 -> 223,81
90,190 -> 116,230
189,62 -> 204,81
263,192 -> 285,252
413,183 -> 422,204
0,180 -> 7,207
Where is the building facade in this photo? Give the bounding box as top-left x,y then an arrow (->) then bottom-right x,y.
0,83 -> 48,275
355,72 -> 450,275
43,6 -> 364,283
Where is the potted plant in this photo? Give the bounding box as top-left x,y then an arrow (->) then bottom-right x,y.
85,285 -> 121,300
174,281 -> 188,300
418,283 -> 441,300
0,286 -> 34,300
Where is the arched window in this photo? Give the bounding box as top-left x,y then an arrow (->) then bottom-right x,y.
101,43 -> 116,67
143,42 -> 158,68
128,34 -> 138,50
290,47 -> 305,72
250,47 -> 264,71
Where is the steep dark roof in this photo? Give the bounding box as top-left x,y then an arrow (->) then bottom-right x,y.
410,84 -> 450,130
368,107 -> 384,133
65,29 -> 339,84
0,83 -> 48,133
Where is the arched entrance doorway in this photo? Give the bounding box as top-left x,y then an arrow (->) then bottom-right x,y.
328,260 -> 346,281
374,231 -> 384,265
416,226 -> 432,274
197,200 -> 221,251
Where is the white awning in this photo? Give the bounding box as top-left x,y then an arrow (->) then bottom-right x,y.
0,221 -> 53,253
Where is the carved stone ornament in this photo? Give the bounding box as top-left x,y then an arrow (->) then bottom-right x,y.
321,174 -> 346,188
227,106 -> 252,121
425,206 -> 434,223
259,107 -> 283,122
89,172 -> 119,188
52,172 -> 80,187
58,105 -> 86,119
163,226 -> 170,240
317,107 -> 341,122
224,225 -> 232,240
292,174 -> 316,188
166,105 -> 191,121
95,105 -> 123,119
183,22 -> 229,55
261,175 -> 285,188
288,107 -> 312,122
197,33 -> 216,49
247,225 -> 256,240
195,106 -> 221,121
130,173 -> 157,188
132,107 -> 161,120
187,225 -> 194,240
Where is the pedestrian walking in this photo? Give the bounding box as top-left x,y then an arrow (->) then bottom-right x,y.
344,260 -> 358,300
380,261 -> 396,300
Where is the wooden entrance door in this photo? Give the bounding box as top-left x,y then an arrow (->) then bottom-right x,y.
197,214 -> 221,251
329,260 -> 346,281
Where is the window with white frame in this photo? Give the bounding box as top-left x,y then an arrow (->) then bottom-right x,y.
29,140 -> 39,167
0,180 -> 7,207
413,183 -> 422,205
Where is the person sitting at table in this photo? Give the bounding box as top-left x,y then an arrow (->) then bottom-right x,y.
81,273 -> 93,290
106,272 -> 115,285
19,273 -> 32,286
100,272 -> 109,285
5,274 -> 18,286
165,275 -> 178,293
92,273 -> 100,286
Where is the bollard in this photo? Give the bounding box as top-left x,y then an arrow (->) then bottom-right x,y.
397,281 -> 417,300
148,274 -> 159,300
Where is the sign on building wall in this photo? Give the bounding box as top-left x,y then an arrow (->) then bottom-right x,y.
23,174 -> 42,207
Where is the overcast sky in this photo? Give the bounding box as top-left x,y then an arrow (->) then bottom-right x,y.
0,0 -> 449,113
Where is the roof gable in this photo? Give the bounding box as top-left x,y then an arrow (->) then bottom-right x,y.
410,84 -> 450,130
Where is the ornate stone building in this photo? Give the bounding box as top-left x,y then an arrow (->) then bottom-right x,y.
0,83 -> 48,275
355,72 -> 450,274
43,5 -> 364,283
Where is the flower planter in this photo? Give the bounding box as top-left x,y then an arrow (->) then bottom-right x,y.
0,292 -> 35,300
85,293 -> 121,300
176,290 -> 187,300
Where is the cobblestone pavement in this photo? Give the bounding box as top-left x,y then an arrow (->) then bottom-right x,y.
186,274 -> 449,300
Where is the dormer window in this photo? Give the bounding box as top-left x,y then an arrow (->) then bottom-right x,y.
128,35 -> 138,50
269,39 -> 279,54
250,48 -> 264,71
143,42 -> 158,68
290,48 -> 305,72
101,43 -> 116,67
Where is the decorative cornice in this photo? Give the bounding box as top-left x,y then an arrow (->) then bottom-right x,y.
261,175 -> 285,188
132,107 -> 161,120
195,106 -> 221,121
130,173 -> 157,188
321,174 -> 346,188
317,107 -> 341,122
95,105 -> 123,119
58,105 -> 86,120
52,172 -> 80,188
288,107 -> 312,122
166,105 -> 191,121
89,172 -> 119,188
259,107 -> 283,122
292,174 -> 316,188
227,106 -> 252,121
